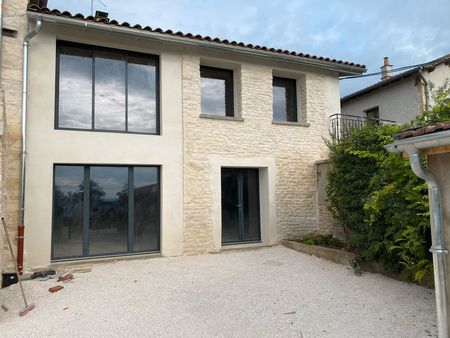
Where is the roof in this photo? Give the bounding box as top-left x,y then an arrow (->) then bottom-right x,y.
394,121 -> 450,140
341,54 -> 450,103
27,4 -> 366,73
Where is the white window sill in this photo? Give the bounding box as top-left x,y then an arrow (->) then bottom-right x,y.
199,114 -> 244,122
272,120 -> 310,127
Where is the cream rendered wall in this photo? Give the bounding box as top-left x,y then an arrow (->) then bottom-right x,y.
182,54 -> 340,254
341,77 -> 420,124
425,63 -> 450,106
24,24 -> 184,269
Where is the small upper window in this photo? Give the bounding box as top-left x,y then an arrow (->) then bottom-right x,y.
273,77 -> 297,122
56,41 -> 159,134
200,66 -> 234,117
365,107 -> 380,125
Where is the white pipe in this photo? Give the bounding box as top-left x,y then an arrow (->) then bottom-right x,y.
409,152 -> 448,338
19,18 -> 42,226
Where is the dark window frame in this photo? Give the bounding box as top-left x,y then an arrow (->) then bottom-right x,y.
55,41 -> 160,135
272,76 -> 298,122
51,164 -> 161,261
200,65 -> 235,117
365,106 -> 380,125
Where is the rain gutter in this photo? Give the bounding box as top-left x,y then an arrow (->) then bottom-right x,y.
26,11 -> 365,76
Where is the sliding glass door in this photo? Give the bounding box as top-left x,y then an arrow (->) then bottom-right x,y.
52,165 -> 160,260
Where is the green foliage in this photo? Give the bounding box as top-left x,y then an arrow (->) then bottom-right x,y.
326,124 -> 432,282
415,79 -> 450,126
301,233 -> 343,248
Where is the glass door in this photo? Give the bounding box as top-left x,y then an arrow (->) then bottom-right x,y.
221,168 -> 261,244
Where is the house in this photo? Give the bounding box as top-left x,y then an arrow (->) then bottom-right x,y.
0,0 -> 365,279
340,54 -> 450,126
386,122 -> 450,338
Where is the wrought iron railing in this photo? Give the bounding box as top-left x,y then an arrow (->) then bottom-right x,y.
329,113 -> 396,140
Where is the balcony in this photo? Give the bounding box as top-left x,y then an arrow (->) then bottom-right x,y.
329,113 -> 396,140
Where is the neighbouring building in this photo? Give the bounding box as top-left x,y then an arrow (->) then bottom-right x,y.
0,1 -> 365,277
340,55 -> 450,125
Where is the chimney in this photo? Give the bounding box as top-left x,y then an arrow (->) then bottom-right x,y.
380,57 -> 393,80
95,10 -> 109,21
29,0 -> 48,7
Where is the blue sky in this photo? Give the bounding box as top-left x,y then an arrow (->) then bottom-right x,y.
50,0 -> 450,96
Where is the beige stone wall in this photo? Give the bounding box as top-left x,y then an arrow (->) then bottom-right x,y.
182,55 -> 339,254
0,0 -> 29,274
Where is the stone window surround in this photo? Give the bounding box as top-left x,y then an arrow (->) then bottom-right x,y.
208,155 -> 277,251
197,58 -> 309,126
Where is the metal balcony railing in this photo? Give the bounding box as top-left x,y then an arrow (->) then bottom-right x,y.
329,113 -> 396,140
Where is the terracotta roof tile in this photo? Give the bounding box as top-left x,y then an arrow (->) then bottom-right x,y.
27,4 -> 366,70
394,122 -> 450,140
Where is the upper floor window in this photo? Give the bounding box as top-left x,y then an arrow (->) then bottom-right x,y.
200,66 -> 234,117
273,76 -> 297,122
365,106 -> 380,125
56,41 -> 159,134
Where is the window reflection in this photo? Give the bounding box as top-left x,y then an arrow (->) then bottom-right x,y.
56,42 -> 159,134
95,51 -> 126,131
128,56 -> 157,133
89,167 -> 128,255
200,66 -> 234,117
133,167 -> 159,251
273,77 -> 297,122
58,46 -> 93,129
53,166 -> 84,258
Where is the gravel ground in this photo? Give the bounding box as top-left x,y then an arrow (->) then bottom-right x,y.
0,246 -> 437,337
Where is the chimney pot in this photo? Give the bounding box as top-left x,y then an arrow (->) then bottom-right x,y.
381,57 -> 393,80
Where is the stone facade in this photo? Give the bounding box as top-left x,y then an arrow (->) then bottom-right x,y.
0,0 -> 29,276
0,5 -> 348,270
182,55 -> 337,254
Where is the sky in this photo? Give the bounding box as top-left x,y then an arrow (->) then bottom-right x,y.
49,0 -> 450,97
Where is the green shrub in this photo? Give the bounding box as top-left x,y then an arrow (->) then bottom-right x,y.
326,124 -> 432,282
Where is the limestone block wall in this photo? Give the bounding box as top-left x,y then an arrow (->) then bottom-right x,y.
0,0 -> 29,274
182,54 -> 338,254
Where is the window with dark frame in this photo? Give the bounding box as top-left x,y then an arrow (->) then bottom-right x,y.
200,66 -> 234,117
56,41 -> 160,134
365,106 -> 380,125
272,76 -> 298,122
52,165 -> 160,260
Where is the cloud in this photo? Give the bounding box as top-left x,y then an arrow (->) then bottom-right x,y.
50,0 -> 450,97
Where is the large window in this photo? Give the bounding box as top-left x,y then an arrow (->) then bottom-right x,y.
52,165 -> 160,260
200,66 -> 234,117
273,76 -> 298,122
56,41 -> 159,134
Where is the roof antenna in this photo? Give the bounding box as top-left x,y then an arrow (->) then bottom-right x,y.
91,0 -> 106,16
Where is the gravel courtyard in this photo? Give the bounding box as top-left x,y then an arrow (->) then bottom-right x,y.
0,246 -> 437,337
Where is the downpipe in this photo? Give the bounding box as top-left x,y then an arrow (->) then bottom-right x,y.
18,18 -> 42,274
409,152 -> 449,338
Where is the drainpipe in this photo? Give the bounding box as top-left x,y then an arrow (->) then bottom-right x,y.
409,152 -> 448,338
18,18 -> 42,274
418,67 -> 430,112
